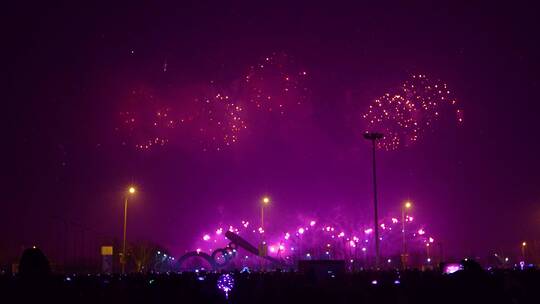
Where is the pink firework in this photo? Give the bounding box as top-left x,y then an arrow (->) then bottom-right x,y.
117,87 -> 177,150
116,53 -> 309,152
179,85 -> 247,152
241,52 -> 309,115
363,74 -> 463,151
197,93 -> 246,152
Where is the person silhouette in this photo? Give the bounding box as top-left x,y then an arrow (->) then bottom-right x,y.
18,247 -> 51,282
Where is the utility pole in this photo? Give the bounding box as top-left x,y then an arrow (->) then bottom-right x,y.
363,132 -> 384,269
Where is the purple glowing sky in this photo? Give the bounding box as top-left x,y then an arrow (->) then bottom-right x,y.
3,2 -> 540,264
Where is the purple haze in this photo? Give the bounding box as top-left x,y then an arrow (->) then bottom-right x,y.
3,2 -> 540,266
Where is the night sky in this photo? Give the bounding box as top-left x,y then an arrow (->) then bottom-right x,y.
4,2 -> 540,263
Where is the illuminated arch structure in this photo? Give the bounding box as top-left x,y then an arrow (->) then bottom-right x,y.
178,231 -> 283,271
186,213 -> 436,271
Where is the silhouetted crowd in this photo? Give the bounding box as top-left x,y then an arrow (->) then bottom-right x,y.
1,247 -> 539,303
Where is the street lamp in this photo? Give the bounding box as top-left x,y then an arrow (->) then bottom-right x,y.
122,186 -> 136,274
521,241 -> 527,261
258,196 -> 271,263
363,132 -> 384,268
261,196 -> 270,233
401,201 -> 412,269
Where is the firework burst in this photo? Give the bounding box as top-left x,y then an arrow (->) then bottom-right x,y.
363,74 -> 462,150
116,53 -> 309,152
117,88 -> 177,150
242,52 -> 309,115
191,91 -> 247,152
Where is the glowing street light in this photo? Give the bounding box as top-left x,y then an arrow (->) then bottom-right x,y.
401,200 -> 412,270
259,196 -> 270,259
121,186 -> 136,274
521,241 -> 527,261
363,131 -> 384,268
261,196 -> 270,233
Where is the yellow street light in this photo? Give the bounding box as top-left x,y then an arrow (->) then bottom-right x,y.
122,186 -> 137,274
401,200 -> 412,269
259,196 -> 271,261
521,241 -> 527,261
261,196 -> 270,232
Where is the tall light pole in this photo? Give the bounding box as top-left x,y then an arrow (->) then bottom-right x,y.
261,196 -> 270,233
521,241 -> 527,261
258,196 -> 270,259
401,201 -> 412,269
363,132 -> 384,268
121,186 -> 136,274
